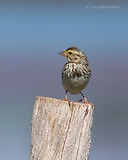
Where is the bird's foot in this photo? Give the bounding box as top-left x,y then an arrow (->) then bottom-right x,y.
63,96 -> 75,111
63,96 -> 72,106
82,97 -> 94,108
82,97 -> 88,103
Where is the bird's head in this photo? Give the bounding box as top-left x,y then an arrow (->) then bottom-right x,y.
59,47 -> 86,64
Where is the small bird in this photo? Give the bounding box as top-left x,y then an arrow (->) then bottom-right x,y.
59,47 -> 91,103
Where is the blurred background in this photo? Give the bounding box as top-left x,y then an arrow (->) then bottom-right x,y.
0,1 -> 128,160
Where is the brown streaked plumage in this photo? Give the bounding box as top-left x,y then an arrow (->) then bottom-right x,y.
59,47 -> 91,103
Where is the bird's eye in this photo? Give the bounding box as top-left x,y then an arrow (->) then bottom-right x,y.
68,52 -> 72,55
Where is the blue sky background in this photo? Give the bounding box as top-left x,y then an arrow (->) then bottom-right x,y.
0,1 -> 128,160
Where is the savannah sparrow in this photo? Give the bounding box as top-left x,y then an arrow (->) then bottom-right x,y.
59,47 -> 91,103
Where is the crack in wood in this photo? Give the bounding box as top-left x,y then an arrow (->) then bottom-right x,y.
61,102 -> 75,160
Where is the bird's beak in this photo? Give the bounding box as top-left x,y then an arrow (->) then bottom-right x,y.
59,51 -> 66,57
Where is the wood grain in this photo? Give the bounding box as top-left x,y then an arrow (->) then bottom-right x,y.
30,97 -> 94,160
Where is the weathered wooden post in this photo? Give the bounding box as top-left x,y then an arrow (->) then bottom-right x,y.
30,96 -> 94,160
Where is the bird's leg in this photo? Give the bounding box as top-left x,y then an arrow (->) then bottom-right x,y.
80,92 -> 88,103
64,90 -> 68,101
64,90 -> 72,107
80,92 -> 94,107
